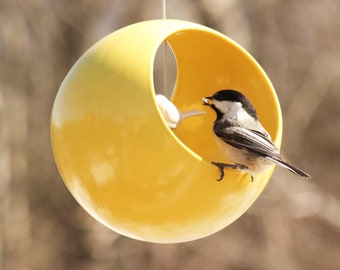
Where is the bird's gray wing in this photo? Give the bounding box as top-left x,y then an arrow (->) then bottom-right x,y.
215,126 -> 280,158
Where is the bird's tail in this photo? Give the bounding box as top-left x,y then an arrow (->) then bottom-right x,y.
271,157 -> 311,179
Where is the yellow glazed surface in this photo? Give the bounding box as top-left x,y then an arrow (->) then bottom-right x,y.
51,19 -> 282,243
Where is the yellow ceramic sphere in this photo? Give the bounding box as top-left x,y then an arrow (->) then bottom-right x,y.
51,20 -> 282,243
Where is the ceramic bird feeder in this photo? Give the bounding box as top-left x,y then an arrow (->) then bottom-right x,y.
51,19 -> 282,243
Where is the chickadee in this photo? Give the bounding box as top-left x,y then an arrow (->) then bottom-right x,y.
203,89 -> 311,181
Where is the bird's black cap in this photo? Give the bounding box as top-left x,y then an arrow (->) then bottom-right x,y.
207,89 -> 258,120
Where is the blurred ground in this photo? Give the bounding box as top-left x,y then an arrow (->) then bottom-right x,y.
1,0 -> 340,269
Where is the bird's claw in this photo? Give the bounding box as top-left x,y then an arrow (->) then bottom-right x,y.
212,162 -> 254,182
211,162 -> 237,181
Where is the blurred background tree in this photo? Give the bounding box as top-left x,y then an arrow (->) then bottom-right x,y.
1,0 -> 339,269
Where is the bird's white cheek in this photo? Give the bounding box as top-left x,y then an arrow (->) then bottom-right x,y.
214,100 -> 243,116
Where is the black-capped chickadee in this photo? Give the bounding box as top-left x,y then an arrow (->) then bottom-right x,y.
203,89 -> 311,181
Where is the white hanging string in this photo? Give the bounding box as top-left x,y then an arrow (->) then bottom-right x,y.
162,0 -> 167,20
156,0 -> 206,129
162,0 -> 168,94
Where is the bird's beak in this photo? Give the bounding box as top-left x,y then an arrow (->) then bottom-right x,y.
202,96 -> 212,106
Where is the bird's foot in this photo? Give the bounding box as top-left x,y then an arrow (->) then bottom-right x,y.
211,162 -> 252,182
211,162 -> 238,181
